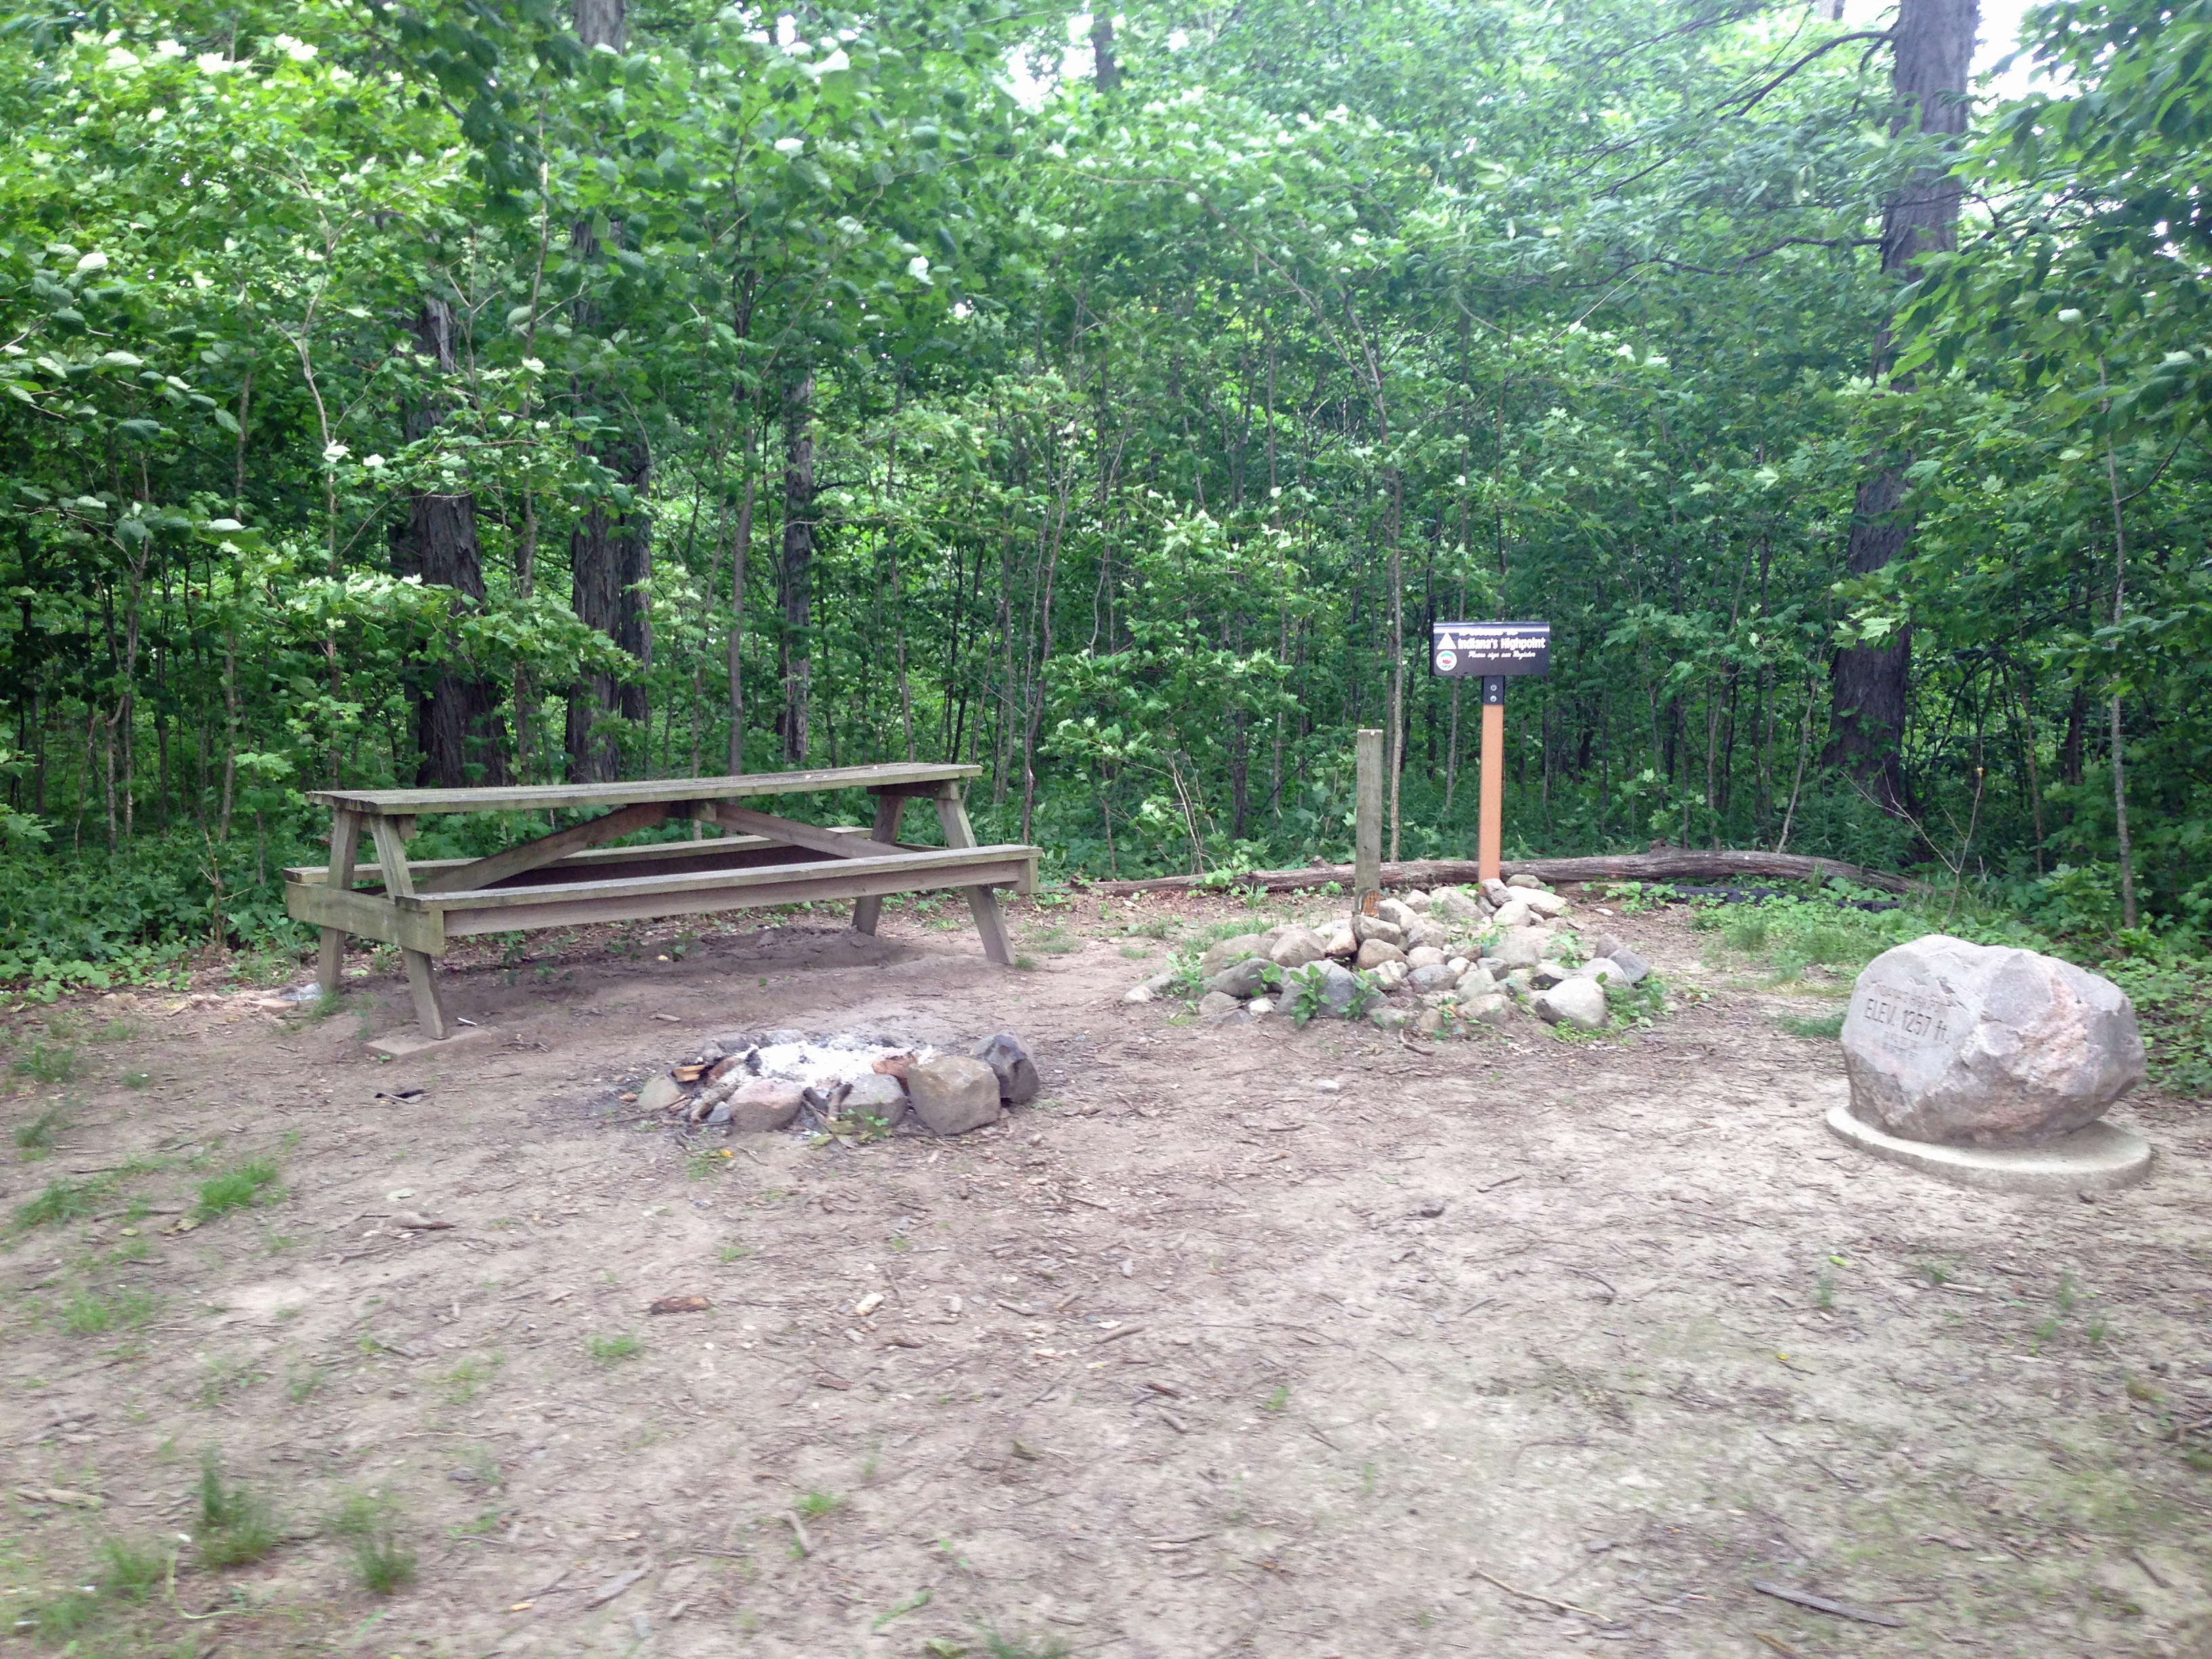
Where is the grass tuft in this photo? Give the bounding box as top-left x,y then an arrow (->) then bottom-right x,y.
331,1492 -> 417,1595
95,1534 -> 170,1603
14,1103 -> 68,1159
196,1450 -> 280,1567
15,1174 -> 110,1228
61,1285 -> 160,1335
193,1158 -> 281,1221
1777,1010 -> 1846,1040
588,1332 -> 641,1365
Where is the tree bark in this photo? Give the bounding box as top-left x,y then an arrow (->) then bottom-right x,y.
1091,13 -> 1120,90
779,373 -> 816,764
1823,0 -> 1978,815
400,298 -> 506,789
563,0 -> 651,783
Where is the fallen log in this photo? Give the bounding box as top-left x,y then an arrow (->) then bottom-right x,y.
1074,849 -> 1913,898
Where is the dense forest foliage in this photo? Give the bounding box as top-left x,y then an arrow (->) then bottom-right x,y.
2,0 -> 2209,991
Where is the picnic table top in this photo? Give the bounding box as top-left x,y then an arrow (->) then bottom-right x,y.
307,762 -> 981,817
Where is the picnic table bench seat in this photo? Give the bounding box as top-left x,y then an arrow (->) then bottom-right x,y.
283,762 -> 1038,1040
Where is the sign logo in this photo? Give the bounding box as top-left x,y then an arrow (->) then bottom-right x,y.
1428,620 -> 1551,677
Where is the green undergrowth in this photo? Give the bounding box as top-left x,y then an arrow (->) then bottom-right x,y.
1690,882 -> 2212,1096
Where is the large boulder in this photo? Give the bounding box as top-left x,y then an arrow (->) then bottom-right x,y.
1533,977 -> 1609,1031
637,1074 -> 687,1113
1841,935 -> 2146,1146
907,1055 -> 1003,1135
1200,934 -> 1267,979
1521,889 -> 1570,919
1323,921 -> 1358,959
1269,926 -> 1330,970
1408,963 -> 1459,995
970,1033 -> 1040,1104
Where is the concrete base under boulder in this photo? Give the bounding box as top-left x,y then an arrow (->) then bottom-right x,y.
1824,1102 -> 2151,1195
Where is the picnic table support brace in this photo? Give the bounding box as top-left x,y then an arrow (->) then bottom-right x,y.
933,786 -> 1012,966
850,792 -> 907,937
316,807 -> 362,1000
370,815 -> 450,1040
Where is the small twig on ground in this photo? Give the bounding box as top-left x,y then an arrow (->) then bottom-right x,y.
1751,1580 -> 1905,1626
1753,1634 -> 1805,1658
1568,1267 -> 1618,1304
1469,1562 -> 1616,1624
783,1511 -> 811,1557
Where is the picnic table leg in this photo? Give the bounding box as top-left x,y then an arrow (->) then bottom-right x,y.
933,787 -> 1012,966
316,808 -> 362,999
369,816 -> 451,1040
851,793 -> 907,937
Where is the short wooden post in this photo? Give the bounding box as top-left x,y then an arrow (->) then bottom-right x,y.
1478,676 -> 1505,882
851,791 -> 906,937
316,807 -> 361,998
1354,728 -> 1383,909
933,785 -> 1012,966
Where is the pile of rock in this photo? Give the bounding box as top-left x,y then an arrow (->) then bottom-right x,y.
633,1029 -> 1038,1138
1128,876 -> 1652,1038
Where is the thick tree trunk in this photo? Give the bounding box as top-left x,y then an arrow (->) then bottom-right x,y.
1091,14 -> 1120,90
399,298 -> 507,789
779,373 -> 816,765
1824,0 -> 1977,815
562,0 -> 651,783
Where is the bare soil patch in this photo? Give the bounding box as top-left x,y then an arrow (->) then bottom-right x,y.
3,891 -> 2209,1658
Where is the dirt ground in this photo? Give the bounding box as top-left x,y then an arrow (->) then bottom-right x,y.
4,886 -> 2211,1659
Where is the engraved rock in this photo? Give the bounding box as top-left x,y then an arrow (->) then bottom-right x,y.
1841,935 -> 2146,1146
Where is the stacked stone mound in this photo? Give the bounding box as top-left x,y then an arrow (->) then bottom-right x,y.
632,1030 -> 1038,1139
1841,935 -> 2146,1146
1127,875 -> 1655,1038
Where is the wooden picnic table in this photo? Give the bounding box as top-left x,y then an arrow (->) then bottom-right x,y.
283,762 -> 1038,1040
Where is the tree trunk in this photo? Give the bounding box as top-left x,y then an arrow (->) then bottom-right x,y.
1824,0 -> 1978,813
1091,13 -> 1120,89
563,0 -> 650,783
401,298 -> 506,789
779,373 -> 816,764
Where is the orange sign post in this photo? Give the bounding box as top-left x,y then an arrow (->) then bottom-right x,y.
1431,621 -> 1551,882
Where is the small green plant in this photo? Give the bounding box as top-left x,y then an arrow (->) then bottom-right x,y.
1916,1260 -> 1951,1286
2056,1272 -> 2078,1313
14,1103 -> 68,1158
979,1626 -> 1073,1658
1778,1010 -> 1846,1039
61,1285 -> 159,1335
718,1242 -> 752,1263
25,1584 -> 101,1638
331,1492 -> 416,1594
1261,1385 -> 1289,1412
196,1450 -> 279,1566
686,1148 -> 733,1180
796,1488 -> 842,1518
95,1534 -> 170,1603
286,1359 -> 329,1404
124,1069 -> 153,1089
1718,912 -> 1767,953
1012,953 -> 1038,970
589,1332 -> 641,1365
1813,1274 -> 1835,1311
14,1174 -> 110,1227
194,1158 -> 281,1221
11,1040 -> 79,1084
442,1351 -> 504,1404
